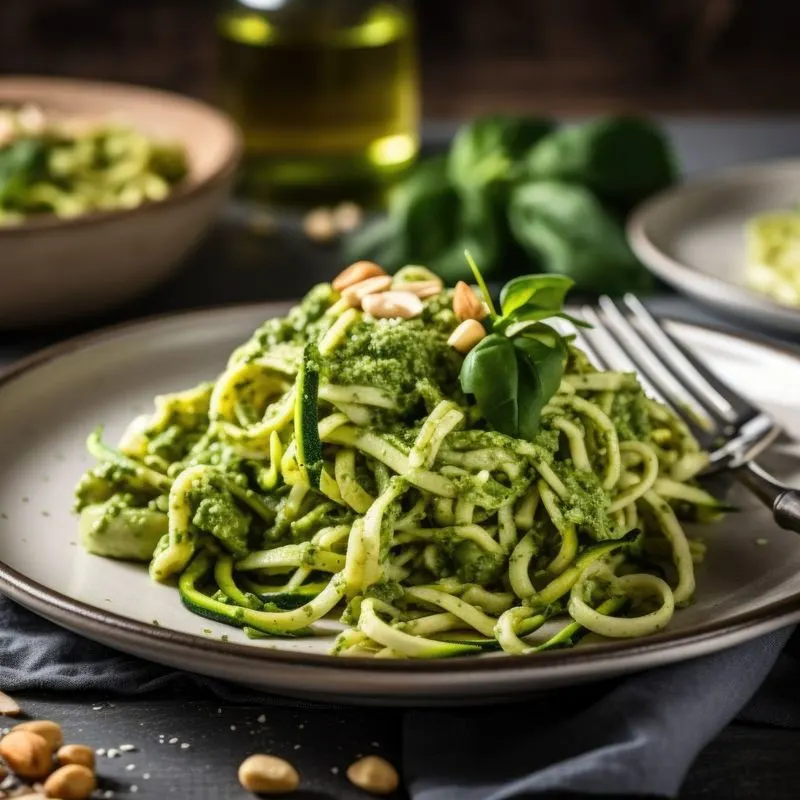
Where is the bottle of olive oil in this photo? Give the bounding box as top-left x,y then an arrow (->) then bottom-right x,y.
217,0 -> 419,207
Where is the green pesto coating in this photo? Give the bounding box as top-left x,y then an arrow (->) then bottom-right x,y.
190,481 -> 252,558
325,314 -> 463,416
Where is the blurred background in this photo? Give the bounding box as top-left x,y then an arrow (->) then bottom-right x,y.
4,0 -> 800,337
5,0 -> 800,114
6,0 -> 800,116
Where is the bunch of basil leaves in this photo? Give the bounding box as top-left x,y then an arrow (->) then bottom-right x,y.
343,115 -> 677,294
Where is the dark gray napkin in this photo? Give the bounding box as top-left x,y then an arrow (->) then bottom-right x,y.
0,594 -> 793,798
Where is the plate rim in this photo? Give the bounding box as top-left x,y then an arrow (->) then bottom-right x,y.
1,301 -> 800,678
627,158 -> 800,323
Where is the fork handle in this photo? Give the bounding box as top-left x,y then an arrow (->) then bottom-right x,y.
738,462 -> 800,533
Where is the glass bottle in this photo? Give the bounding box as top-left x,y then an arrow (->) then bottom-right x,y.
217,0 -> 420,207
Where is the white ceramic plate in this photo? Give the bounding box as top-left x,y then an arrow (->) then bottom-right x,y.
628,160 -> 800,334
1,305 -> 800,706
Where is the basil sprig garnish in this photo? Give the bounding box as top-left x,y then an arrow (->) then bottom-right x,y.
459,252 -> 585,440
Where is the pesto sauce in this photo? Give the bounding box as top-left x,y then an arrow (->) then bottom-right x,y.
241,283 -> 337,360
554,464 -> 615,540
609,386 -> 651,442
325,314 -> 462,416
189,480 -> 252,557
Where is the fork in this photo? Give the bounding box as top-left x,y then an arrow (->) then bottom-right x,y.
576,294 -> 800,534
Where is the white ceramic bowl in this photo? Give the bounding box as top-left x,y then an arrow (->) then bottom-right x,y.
0,76 -> 242,329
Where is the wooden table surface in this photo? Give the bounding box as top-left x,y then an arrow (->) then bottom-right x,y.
2,120 -> 800,799
4,689 -> 798,800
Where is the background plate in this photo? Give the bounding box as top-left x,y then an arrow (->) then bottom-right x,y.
628,160 -> 800,334
1,305 -> 800,705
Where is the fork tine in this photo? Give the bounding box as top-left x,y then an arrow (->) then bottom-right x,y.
596,296 -> 717,431
621,294 -> 746,425
578,306 -> 674,408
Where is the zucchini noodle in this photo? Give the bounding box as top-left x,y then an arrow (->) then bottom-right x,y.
75,280 -> 727,659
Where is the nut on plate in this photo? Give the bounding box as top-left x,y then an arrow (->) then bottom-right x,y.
340,274 -> 393,306
395,279 -> 443,299
448,319 -> 487,354
362,291 -> 424,319
453,281 -> 487,321
238,753 -> 300,795
346,755 -> 400,796
332,261 -> 387,292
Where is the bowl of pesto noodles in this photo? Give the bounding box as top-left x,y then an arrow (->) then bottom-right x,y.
0,76 -> 241,328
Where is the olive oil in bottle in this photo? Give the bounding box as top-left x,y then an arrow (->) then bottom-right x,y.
217,0 -> 419,206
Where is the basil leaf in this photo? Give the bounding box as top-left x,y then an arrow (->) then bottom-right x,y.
499,274 -> 574,318
460,334 -> 520,436
504,312 -> 588,335
426,190 -> 502,283
525,116 -> 677,214
448,115 -> 556,195
342,157 -> 459,270
508,180 -> 650,294
459,328 -> 567,441
512,333 -> 567,437
343,158 -> 504,282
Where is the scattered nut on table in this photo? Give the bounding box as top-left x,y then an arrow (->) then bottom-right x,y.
302,207 -> 337,244
43,763 -> 96,800
238,753 -> 300,795
0,730 -> 52,779
12,721 -> 64,753
0,689 -> 21,716
56,744 -> 95,770
346,755 -> 400,796
331,201 -> 363,233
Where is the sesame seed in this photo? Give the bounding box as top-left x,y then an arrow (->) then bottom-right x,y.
130,786 -> 138,794
180,743 -> 190,749
103,791 -> 114,799
168,738 -> 178,745
92,705 -> 103,711
331,767 -> 339,775
95,748 -> 106,756
230,725 -> 236,731
371,741 -> 380,747
257,714 -> 266,723
126,764 -> 136,772
119,744 -> 136,752
107,749 -> 121,758
142,774 -> 151,780
293,744 -> 301,750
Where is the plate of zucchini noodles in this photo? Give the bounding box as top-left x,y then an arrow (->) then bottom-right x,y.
2,262 -> 800,704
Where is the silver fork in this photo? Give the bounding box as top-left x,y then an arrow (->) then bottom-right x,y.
576,294 -> 800,533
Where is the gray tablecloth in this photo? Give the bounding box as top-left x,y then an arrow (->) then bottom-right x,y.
0,594 -> 794,798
